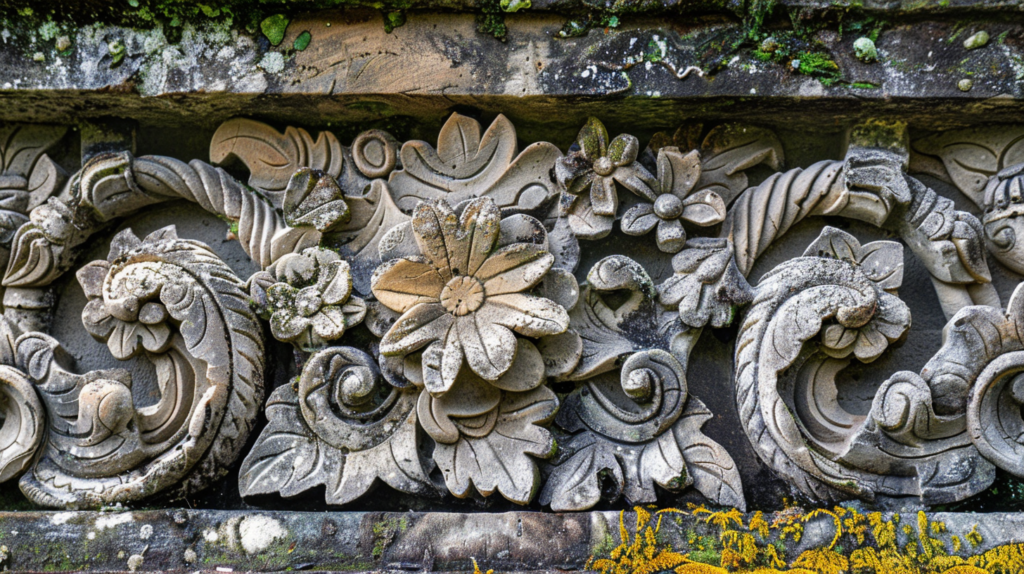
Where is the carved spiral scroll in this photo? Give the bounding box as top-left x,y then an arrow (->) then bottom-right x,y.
967,351 -> 1024,477
0,365 -> 44,483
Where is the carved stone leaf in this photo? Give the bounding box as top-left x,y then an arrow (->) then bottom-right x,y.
697,123 -> 784,205
803,226 -> 904,291
539,431 -> 623,512
389,113 -> 561,212
210,118 -> 344,204
238,384 -> 338,499
913,126 -> 1024,205
333,180 -> 412,296
672,398 -> 746,510
432,386 -> 558,504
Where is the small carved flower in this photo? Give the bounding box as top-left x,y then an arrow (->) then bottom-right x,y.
371,197 -> 569,395
806,227 -> 910,362
250,248 -> 367,351
556,117 -> 657,239
621,147 -> 726,253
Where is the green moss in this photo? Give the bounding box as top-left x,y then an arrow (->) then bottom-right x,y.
383,10 -> 405,33
293,30 -> 311,51
371,516 -> 409,560
477,0 -> 507,40
260,14 -> 289,46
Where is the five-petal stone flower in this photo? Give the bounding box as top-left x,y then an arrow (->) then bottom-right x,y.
621,147 -> 727,253
250,248 -> 367,351
371,197 -> 570,395
555,117 -> 658,240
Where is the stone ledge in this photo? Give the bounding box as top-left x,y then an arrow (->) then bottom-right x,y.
5,507 -> 1024,572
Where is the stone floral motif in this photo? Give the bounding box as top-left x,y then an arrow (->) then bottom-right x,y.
250,247 -> 367,351
657,238 -> 752,330
418,370 -> 559,504
388,113 -> 562,213
371,196 -> 569,394
556,117 -> 658,240
621,147 -> 727,253
17,226 -> 264,508
239,346 -> 435,505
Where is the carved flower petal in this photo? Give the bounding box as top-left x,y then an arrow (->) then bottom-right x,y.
482,294 -> 570,337
418,388 -> 461,444
370,256 -> 446,313
266,283 -> 299,308
566,190 -> 614,240
456,313 -> 517,381
270,309 -> 311,343
590,177 -> 618,217
449,197 -> 501,277
478,245 -> 554,296
76,260 -> 111,300
577,117 -> 609,161
310,306 -> 348,340
614,164 -> 658,202
439,335 -> 465,394
82,299 -> 115,339
318,260 -> 353,305
341,296 -> 367,328
621,203 -> 659,236
655,218 -> 687,254
412,200 -> 456,281
853,325 -> 889,362
489,339 -> 545,392
680,189 -> 727,227
608,134 -> 639,166
380,302 -> 455,356
567,171 -> 595,196
659,147 -> 701,197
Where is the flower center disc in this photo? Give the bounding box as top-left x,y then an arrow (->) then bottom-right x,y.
654,194 -> 684,219
593,156 -> 614,176
440,276 -> 485,316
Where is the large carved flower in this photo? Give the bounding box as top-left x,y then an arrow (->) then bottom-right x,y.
250,247 -> 366,351
371,197 -> 570,395
556,117 -> 657,239
621,147 -> 727,253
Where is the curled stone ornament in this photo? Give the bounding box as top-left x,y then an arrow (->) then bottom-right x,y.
239,346 -> 434,504
18,227 -> 264,508
541,255 -> 744,511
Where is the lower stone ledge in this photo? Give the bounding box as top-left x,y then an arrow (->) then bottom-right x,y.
5,506 -> 1024,573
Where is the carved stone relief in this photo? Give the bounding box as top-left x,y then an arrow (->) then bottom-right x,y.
2,114 -> 1024,512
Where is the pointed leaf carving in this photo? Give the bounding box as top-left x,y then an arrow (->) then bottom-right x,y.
210,118 -> 344,203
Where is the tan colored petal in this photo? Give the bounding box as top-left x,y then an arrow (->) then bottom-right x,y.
480,294 -> 569,337
371,256 -> 446,313
489,339 -> 545,392
477,244 -> 554,296
380,302 -> 454,356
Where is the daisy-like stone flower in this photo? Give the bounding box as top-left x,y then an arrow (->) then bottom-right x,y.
250,248 -> 366,351
621,147 -> 727,253
556,117 -> 657,240
371,197 -> 570,395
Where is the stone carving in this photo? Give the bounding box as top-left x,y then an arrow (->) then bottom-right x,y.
249,247 -> 367,351
556,117 -> 658,240
732,226 -> 995,503
541,255 -> 745,511
389,113 -> 562,214
6,114 -> 1024,514
914,127 -> 1024,277
621,147 -> 726,253
371,196 -> 569,393
18,227 -> 264,507
238,346 -> 434,504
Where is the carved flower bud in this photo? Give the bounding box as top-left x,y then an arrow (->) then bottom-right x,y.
622,367 -> 654,402
283,168 -> 351,233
